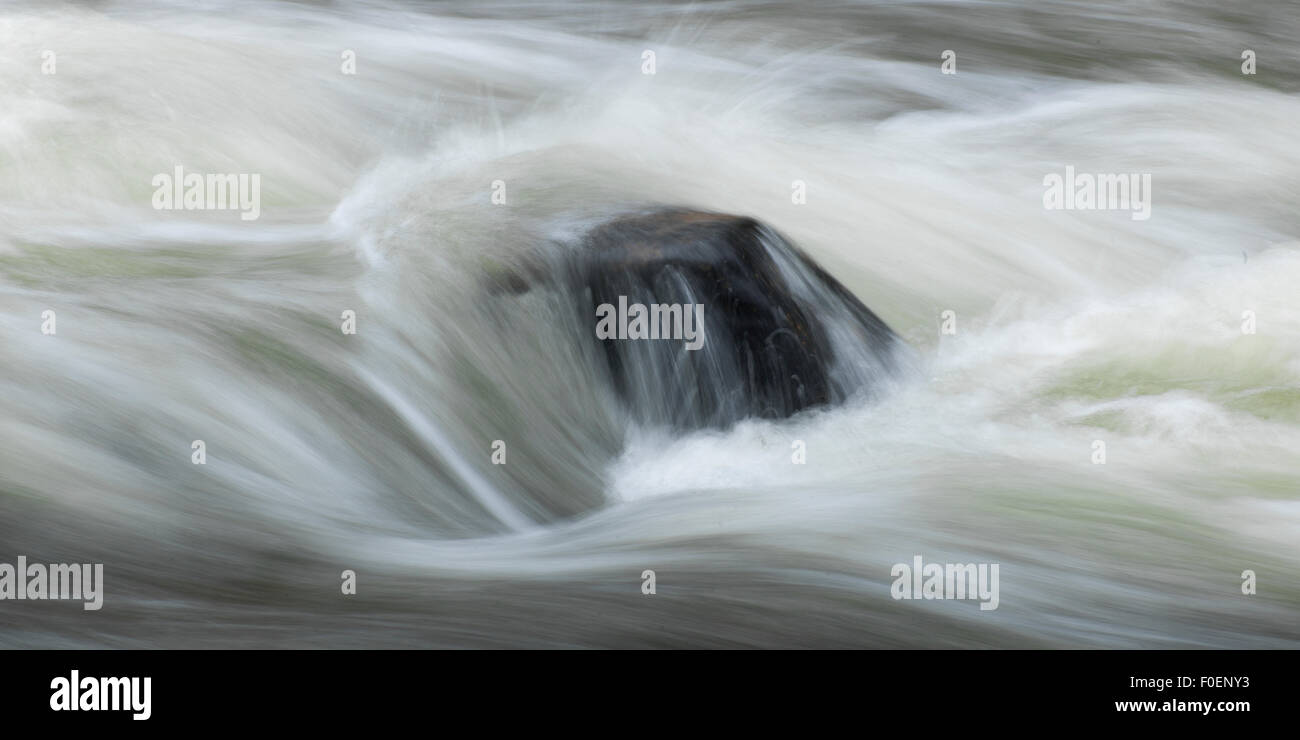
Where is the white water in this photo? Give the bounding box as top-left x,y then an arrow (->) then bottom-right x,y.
1,0 -> 1298,647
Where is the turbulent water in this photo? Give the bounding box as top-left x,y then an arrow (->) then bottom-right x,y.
1,0 -> 1298,647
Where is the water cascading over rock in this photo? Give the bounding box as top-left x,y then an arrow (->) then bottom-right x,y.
562,209 -> 903,429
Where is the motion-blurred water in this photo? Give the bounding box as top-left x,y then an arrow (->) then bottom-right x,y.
1,0 -> 1298,647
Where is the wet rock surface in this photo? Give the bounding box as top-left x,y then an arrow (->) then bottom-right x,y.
567,209 -> 901,429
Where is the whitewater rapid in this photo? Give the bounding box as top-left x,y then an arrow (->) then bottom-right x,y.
0,0 -> 1297,647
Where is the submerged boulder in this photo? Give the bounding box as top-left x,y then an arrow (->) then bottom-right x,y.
565,209 -> 901,430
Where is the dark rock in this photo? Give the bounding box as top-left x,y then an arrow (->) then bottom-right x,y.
566,209 -> 901,429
